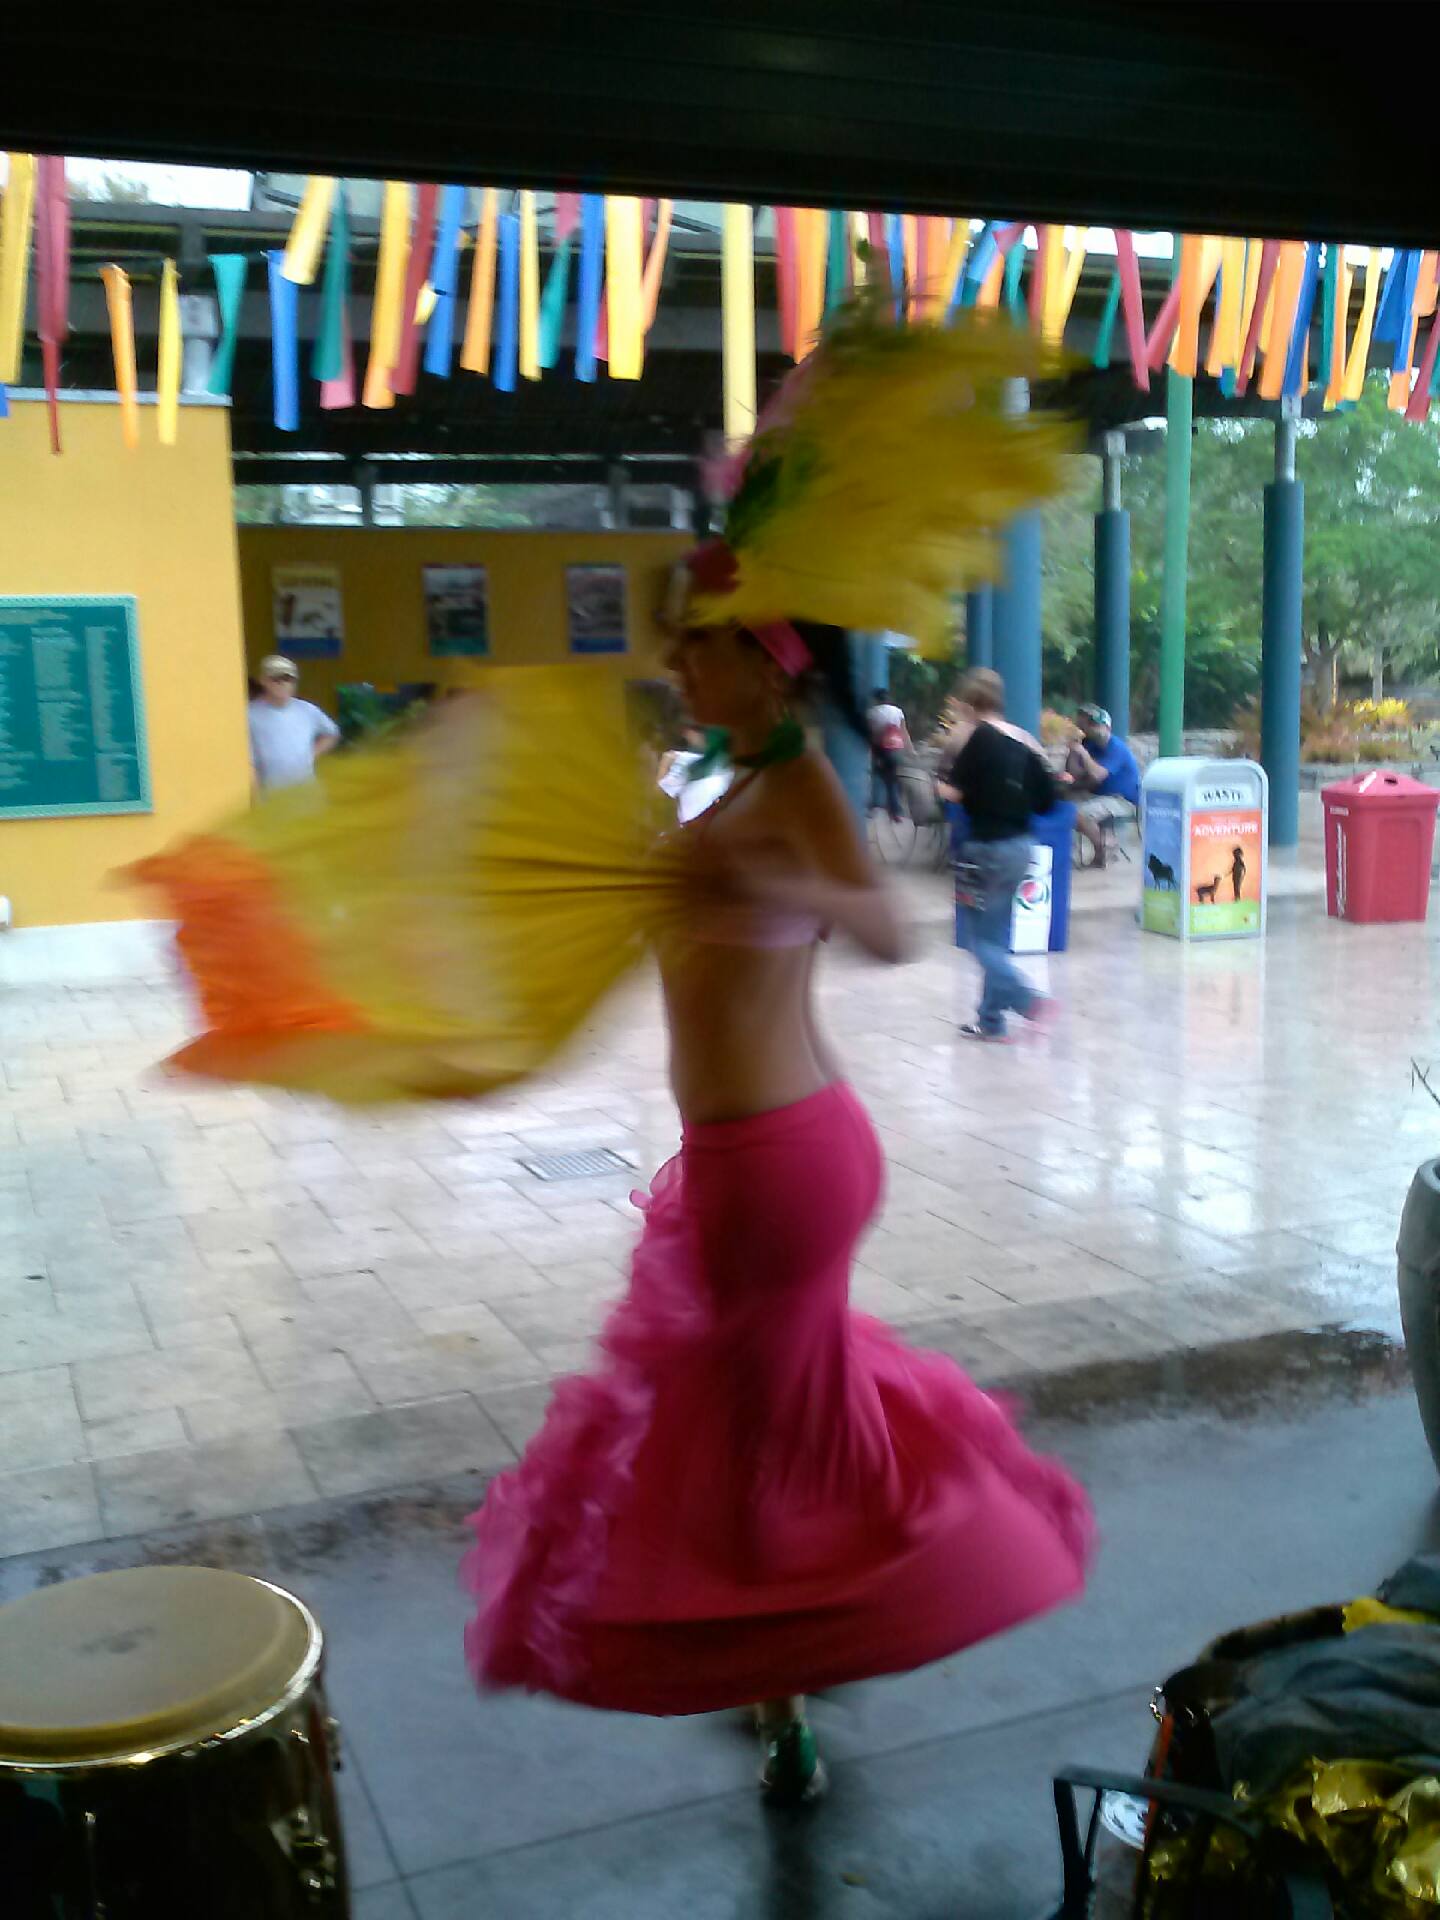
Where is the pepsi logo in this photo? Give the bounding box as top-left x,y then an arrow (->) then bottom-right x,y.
1017,878 -> 1051,909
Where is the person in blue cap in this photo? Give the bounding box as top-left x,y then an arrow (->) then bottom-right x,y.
1066,704 -> 1141,869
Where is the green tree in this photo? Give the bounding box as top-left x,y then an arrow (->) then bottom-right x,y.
1037,376 -> 1440,729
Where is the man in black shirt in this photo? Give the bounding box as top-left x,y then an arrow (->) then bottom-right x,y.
939,669 -> 1057,1040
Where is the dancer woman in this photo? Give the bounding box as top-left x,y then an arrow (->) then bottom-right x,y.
464,563 -> 1092,1801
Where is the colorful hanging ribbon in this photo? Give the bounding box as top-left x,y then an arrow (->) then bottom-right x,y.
0,153 -> 36,386
460,188 -> 499,376
1343,249 -> 1380,402
641,198 -> 674,335
280,176 -> 335,286
34,154 -> 69,453
1092,267 -> 1121,369
1113,230 -> 1149,390
312,188 -> 350,383
573,193 -> 604,383
494,207 -> 520,393
605,195 -> 644,380
1235,239 -> 1281,395
824,209 -> 849,316
721,201 -> 756,446
363,182 -> 410,409
1257,241 -> 1307,400
1281,242 -> 1321,399
518,189 -> 540,380
265,252 -> 298,433
98,264 -> 139,449
774,207 -> 799,357
423,184 -> 466,380
206,254 -> 248,398
391,183 -> 438,396
538,231 -> 574,372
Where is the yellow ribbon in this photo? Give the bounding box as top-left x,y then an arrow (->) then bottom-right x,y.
99,264 -> 139,449
363,182 -> 411,410
460,188 -> 498,376
939,219 -> 970,312
1324,250 -> 1353,409
280,176 -> 335,286
519,189 -> 540,380
605,195 -> 644,380
1343,249 -> 1379,402
1047,228 -> 1088,349
1207,237 -> 1247,376
721,203 -> 756,447
0,152 -> 36,385
156,260 -> 181,445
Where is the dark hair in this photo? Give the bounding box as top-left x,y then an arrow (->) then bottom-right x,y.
793,622 -> 870,740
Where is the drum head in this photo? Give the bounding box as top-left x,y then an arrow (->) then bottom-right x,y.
0,1566 -> 317,1763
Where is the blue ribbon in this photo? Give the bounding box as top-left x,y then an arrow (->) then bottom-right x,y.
266,251 -> 299,431
0,385 -> 8,420
887,215 -> 905,317
494,210 -> 520,393
1374,248 -> 1416,345
424,184 -> 466,379
954,220 -> 994,315
1282,242 -> 1321,398
575,193 -> 604,382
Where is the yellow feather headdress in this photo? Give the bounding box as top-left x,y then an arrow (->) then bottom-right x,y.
687,288 -> 1079,655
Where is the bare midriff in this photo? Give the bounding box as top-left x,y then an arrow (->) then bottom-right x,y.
659,937 -> 835,1127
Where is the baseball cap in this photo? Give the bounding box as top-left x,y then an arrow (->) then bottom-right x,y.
260,655 -> 299,681
1077,704 -> 1110,728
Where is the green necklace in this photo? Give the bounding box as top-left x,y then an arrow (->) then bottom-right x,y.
683,715 -> 806,785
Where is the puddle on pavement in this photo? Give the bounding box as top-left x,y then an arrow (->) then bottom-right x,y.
1011,1321 -> 1411,1426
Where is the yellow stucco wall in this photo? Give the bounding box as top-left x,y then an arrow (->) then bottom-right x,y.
235,525 -> 688,712
0,398 -> 250,927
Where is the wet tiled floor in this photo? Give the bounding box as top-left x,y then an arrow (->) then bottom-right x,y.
1,807 -> 1433,1556
1,1331 -> 1434,1917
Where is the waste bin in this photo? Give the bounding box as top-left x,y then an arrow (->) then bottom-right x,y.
1398,1159 -> 1440,1473
946,799 -> 1074,954
1323,770 -> 1440,923
1140,758 -> 1268,942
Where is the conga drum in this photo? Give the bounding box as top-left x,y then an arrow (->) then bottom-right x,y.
0,1565 -> 349,1918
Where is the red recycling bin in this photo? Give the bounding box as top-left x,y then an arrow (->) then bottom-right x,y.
1322,770 -> 1440,923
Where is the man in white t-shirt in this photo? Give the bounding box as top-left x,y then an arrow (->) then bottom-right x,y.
866,688 -> 911,824
247,655 -> 340,791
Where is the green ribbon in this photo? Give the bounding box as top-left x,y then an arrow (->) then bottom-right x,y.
824,209 -> 849,316
206,254 -> 249,397
1092,267 -> 1122,369
312,187 -> 349,383
538,233 -> 575,371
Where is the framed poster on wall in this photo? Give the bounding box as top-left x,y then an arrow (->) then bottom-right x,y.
0,595 -> 151,819
566,565 -> 628,654
272,564 -> 343,657
423,564 -> 490,657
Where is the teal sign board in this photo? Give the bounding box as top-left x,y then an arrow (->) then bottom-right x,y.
0,596 -> 151,818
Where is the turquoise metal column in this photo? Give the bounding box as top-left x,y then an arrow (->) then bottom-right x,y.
993,511 -> 1043,739
1261,405 -> 1303,848
1093,431 -> 1131,728
965,588 -> 994,669
1157,368 -> 1193,756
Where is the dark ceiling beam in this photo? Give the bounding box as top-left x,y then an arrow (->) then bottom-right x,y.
3,7 -> 1433,247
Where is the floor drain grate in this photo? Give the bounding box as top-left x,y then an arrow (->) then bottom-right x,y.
519,1147 -> 635,1182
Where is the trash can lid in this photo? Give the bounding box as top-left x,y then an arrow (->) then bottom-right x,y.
1321,770 -> 1440,809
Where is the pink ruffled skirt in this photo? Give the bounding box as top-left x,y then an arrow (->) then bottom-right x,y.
463,1081 -> 1091,1715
